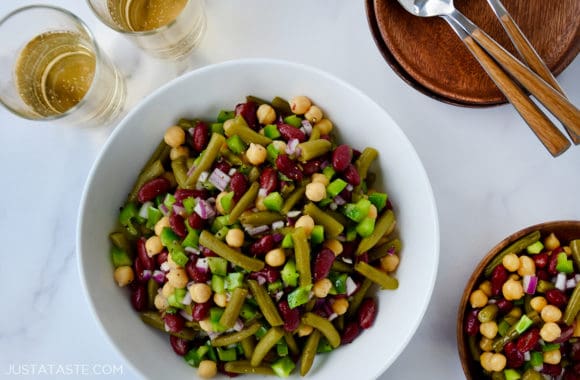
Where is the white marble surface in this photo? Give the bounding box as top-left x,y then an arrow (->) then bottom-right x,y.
0,0 -> 578,379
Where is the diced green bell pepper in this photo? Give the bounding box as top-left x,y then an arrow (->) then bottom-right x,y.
211,275 -> 226,294
271,357 -> 295,378
556,252 -> 574,273
542,343 -> 560,352
356,217 -> 375,238
263,124 -> 281,139
182,229 -> 200,248
168,288 -> 187,309
504,369 -> 521,380
217,347 -> 238,362
220,191 -> 235,214
281,234 -> 294,248
526,241 -> 544,254
171,250 -> 189,267
217,110 -> 235,123
267,143 -> 281,162
368,192 -> 388,212
119,202 -> 141,236
344,198 -> 371,223
326,178 -> 347,198
160,227 -> 180,249
276,337 -> 289,357
322,166 -> 335,180
514,314 -> 533,334
146,207 -> 163,229
281,259 -> 299,287
184,345 -> 210,368
240,303 -> 257,320
311,225 -> 324,244
211,122 -> 224,135
529,351 -> 543,366
268,280 -> 283,293
317,338 -> 334,353
111,246 -> 132,268
283,115 -> 302,128
182,197 -> 196,215
264,192 -> 284,212
225,272 -> 244,291
227,135 -> 247,154
208,257 -> 228,276
287,285 -> 312,309
210,307 -> 227,332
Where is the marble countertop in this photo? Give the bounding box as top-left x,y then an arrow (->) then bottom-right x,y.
0,1 -> 578,379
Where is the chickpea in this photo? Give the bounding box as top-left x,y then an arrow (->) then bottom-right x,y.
502,253 -> 520,272
507,306 -> 522,319
313,279 -> 333,298
502,279 -> 524,301
215,192 -> 228,215
304,105 -> 323,123
214,293 -> 228,308
488,353 -> 507,372
311,173 -> 329,186
170,145 -> 189,160
145,236 -> 163,257
167,268 -> 188,288
367,205 -> 378,220
113,266 -> 134,287
225,228 -> 245,248
164,126 -> 186,148
256,104 -> 276,125
305,182 -> 327,202
289,95 -> 312,115
470,289 -> 489,308
154,294 -> 168,310
380,254 -> 400,273
541,305 -> 562,323
564,246 -> 572,255
161,282 -> 175,298
189,283 -> 212,304
331,298 -> 349,315
246,143 -> 267,165
530,296 -> 547,312
255,194 -> 267,211
509,274 -> 520,281
198,360 -> 217,379
544,233 -> 560,251
295,215 -> 315,236
314,118 -> 333,135
540,322 -> 561,342
154,216 -> 171,236
543,349 -> 562,365
480,321 -> 498,339
480,352 -> 494,372
479,337 -> 494,352
323,239 -> 343,256
223,119 -> 235,135
517,255 -> 536,276
265,248 -> 286,267
297,323 -> 314,337
167,254 -> 181,269
272,140 -> 287,153
199,318 -> 213,332
479,280 -> 492,297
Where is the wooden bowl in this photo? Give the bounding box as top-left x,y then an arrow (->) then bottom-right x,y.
457,221 -> 580,380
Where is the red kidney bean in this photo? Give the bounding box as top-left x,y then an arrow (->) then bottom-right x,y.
235,101 -> 259,130
320,134 -> 331,141
229,172 -> 248,201
259,167 -> 278,194
341,321 -> 362,344
249,266 -> 280,283
155,250 -> 169,267
164,313 -> 185,333
554,324 -> 575,343
214,159 -> 231,175
341,241 -> 357,259
358,298 -> 378,329
495,299 -> 514,314
516,327 -> 540,352
342,164 -> 360,186
138,177 -> 171,203
464,309 -> 480,336
491,264 -> 509,296
192,302 -> 211,322
302,156 -> 328,176
533,252 -> 549,268
504,341 -> 524,368
332,144 -> 353,172
169,213 -> 187,238
187,213 -> 204,230
546,288 -> 568,308
277,123 -> 306,142
564,371 -> 580,380
186,259 -> 210,283
338,187 -> 352,203
174,189 -> 209,201
548,252 -> 560,275
276,154 -> 303,182
569,342 -> 580,361
130,284 -> 147,311
278,300 -> 300,332
190,121 -> 209,153
249,235 -> 275,256
541,363 -> 563,376
134,258 -> 150,283
137,237 -> 155,271
170,335 -> 190,356
352,149 -> 361,159
536,269 -> 550,281
356,252 -> 369,264
313,248 -> 335,282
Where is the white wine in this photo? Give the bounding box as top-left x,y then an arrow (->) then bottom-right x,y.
15,31 -> 95,117
107,0 -> 188,32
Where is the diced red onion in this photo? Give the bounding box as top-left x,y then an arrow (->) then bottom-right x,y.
567,278 -> 577,289
272,221 -> 285,230
575,274 -> 580,282
274,291 -> 284,302
523,275 -> 538,294
301,120 -> 313,135
256,275 -> 267,286
188,127 -> 195,136
233,319 -> 244,332
159,204 -> 170,216
164,322 -> 170,332
228,167 -> 237,176
336,235 -> 346,242
320,160 -> 329,169
342,257 -> 353,265
334,195 -> 346,206
196,257 -> 209,271
139,201 -> 153,219
141,270 -> 152,281
346,277 -> 358,296
328,313 -> 338,322
286,210 -> 301,218
172,202 -> 187,217
199,171 -> 209,182
346,184 -> 354,192
246,224 -> 269,236
194,199 -> 216,220
160,261 -> 170,272
533,365 -> 543,373
152,270 -> 166,283
258,188 -> 268,198
179,309 -> 193,322
329,202 -> 337,211
487,299 -> 497,304
285,138 -> 300,155
524,351 -> 531,361
387,246 -> 396,255
272,233 -> 284,243
208,331 -> 221,340
184,246 -> 200,255
208,168 -> 231,191
555,273 -> 567,291
181,291 -> 192,305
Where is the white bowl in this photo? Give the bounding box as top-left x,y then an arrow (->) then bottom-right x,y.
77,58 -> 439,380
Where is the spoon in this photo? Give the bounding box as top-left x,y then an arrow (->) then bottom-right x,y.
486,0 -> 580,144
396,0 -> 580,146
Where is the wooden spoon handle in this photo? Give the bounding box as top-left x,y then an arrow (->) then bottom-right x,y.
470,28 -> 580,138
462,35 -> 570,156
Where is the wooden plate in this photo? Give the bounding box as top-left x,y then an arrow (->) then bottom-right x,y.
366,0 -> 580,107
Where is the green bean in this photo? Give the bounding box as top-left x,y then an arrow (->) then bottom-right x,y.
284,332 -> 299,355
250,326 -> 284,366
521,369 -> 542,380
354,147 -> 378,182
220,148 -> 244,166
293,227 -> 312,287
146,279 -> 159,310
247,279 -> 283,327
109,231 -> 132,257
355,262 -> 398,290
308,125 -> 321,141
478,304 -> 499,323
240,336 -> 255,359
491,371 -> 506,380
199,231 -> 265,272
171,157 -> 191,189
224,115 -> 272,146
298,139 -> 332,162
467,335 -> 481,363
185,132 -> 226,187
334,315 -> 344,331
303,203 -> 344,237
326,209 -> 349,227
536,279 -> 555,293
128,159 -> 165,201
331,260 -> 354,273
229,182 -> 259,224
177,118 -> 194,129
140,312 -> 196,340
239,211 -> 284,226
246,95 -> 269,105
564,282 -> 580,325
211,322 -> 261,347
368,239 -> 402,262
483,231 -> 541,277
356,209 -> 395,254
301,312 -> 340,348
271,96 -> 292,116
300,330 -> 321,376
571,240 -> 580,272
248,166 -> 261,183
281,185 -> 305,215
219,287 -> 249,329
346,278 -> 373,319
224,360 -> 275,375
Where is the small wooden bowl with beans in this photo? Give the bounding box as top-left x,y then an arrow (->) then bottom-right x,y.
457,221 -> 580,380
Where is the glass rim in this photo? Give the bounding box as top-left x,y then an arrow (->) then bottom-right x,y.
86,0 -> 192,37
0,4 -> 107,122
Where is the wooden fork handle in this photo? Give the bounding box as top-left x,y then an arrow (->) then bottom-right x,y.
462,35 -> 570,156
471,29 -> 580,139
